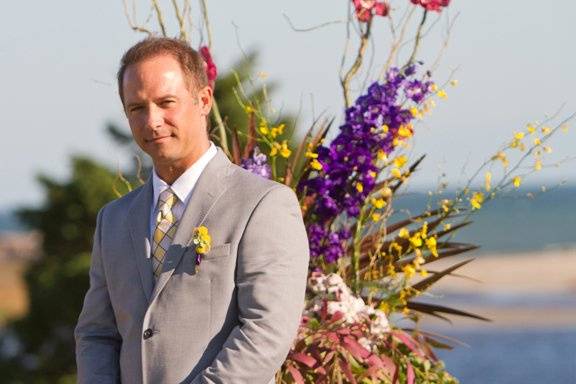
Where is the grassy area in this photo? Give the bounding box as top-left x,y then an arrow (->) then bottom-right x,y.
0,260 -> 28,325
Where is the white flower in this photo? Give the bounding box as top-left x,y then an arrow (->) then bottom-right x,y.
305,272 -> 391,336
358,337 -> 373,351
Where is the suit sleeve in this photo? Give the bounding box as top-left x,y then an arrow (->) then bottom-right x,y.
74,206 -> 122,383
191,185 -> 310,384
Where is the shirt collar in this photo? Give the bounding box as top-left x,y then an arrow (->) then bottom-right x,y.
151,142 -> 217,209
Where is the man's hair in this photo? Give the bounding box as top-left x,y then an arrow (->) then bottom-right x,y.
117,37 -> 208,104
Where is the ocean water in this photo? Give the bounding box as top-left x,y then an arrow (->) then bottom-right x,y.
436,328 -> 576,384
2,185 -> 575,251
393,185 -> 576,253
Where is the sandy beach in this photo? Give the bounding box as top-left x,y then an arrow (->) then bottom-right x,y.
420,248 -> 576,329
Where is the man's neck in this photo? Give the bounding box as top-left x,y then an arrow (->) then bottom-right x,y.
154,143 -> 211,185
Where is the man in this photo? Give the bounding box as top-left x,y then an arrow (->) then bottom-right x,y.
74,37 -> 309,384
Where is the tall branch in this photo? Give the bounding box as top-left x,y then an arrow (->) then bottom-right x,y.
341,19 -> 372,108
171,0 -> 188,40
199,0 -> 229,155
404,9 -> 428,68
151,0 -> 167,37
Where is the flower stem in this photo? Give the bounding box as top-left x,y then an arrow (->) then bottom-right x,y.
404,9 -> 428,69
341,19 -> 372,108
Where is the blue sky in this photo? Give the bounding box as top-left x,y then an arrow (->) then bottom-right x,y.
1,0 -> 575,211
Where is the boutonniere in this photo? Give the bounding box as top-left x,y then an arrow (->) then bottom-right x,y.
192,225 -> 211,272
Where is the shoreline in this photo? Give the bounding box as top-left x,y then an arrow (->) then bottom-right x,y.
416,248 -> 576,329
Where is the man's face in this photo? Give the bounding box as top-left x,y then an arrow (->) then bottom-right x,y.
122,54 -> 212,170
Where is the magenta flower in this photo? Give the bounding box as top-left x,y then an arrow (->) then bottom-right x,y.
410,0 -> 451,12
352,0 -> 389,22
199,46 -> 217,89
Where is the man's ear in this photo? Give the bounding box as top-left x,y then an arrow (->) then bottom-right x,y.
197,85 -> 213,117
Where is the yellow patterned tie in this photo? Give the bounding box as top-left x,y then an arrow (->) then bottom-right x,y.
151,188 -> 179,279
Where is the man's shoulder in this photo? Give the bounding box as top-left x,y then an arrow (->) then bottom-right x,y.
99,182 -> 147,216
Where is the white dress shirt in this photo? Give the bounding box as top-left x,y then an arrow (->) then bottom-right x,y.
149,142 -> 217,246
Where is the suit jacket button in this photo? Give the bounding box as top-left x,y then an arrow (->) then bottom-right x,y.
143,329 -> 153,340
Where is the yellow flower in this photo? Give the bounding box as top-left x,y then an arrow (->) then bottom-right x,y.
377,149 -> 387,161
356,183 -> 364,193
485,171 -> 492,192
425,236 -> 438,257
245,105 -> 255,114
410,106 -> 422,119
371,213 -> 381,222
437,89 -> 448,99
394,155 -> 408,168
429,83 -> 438,93
419,268 -> 429,277
310,159 -> 323,171
414,249 -> 424,264
513,176 -> 521,188
372,198 -> 386,209
193,226 -> 212,255
514,132 -> 525,140
450,79 -> 459,87
534,159 -> 542,171
381,186 -> 392,198
379,301 -> 390,313
492,151 -> 509,168
409,234 -> 423,248
543,146 -> 552,154
397,125 -> 412,138
527,123 -> 536,134
541,126 -> 552,135
391,168 -> 402,178
270,127 -> 279,138
533,138 -> 542,146
398,228 -> 410,239
390,242 -> 403,256
421,222 -> 428,239
386,263 -> 396,277
470,191 -> 485,210
443,223 -> 452,231
381,124 -> 390,134
441,199 -> 452,213
403,264 -> 416,279
270,144 -> 278,157
280,141 -> 291,158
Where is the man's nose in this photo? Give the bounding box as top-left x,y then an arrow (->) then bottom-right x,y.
144,105 -> 163,129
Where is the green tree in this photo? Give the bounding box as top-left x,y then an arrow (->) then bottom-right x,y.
0,158 -> 122,383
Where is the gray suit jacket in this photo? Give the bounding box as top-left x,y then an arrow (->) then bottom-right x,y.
75,149 -> 309,384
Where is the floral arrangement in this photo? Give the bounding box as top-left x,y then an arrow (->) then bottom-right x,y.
123,0 -> 573,382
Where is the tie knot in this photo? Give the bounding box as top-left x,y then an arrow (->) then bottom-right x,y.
157,189 -> 178,221
159,188 -> 177,208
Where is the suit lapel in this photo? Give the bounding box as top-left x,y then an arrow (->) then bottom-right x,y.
127,178 -> 155,303
150,149 -> 233,304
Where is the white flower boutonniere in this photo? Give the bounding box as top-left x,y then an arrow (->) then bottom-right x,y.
192,225 -> 211,272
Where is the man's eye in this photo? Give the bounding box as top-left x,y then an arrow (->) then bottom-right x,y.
129,106 -> 143,113
161,100 -> 175,107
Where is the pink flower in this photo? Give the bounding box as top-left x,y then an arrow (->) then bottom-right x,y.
352,0 -> 389,22
199,46 -> 217,89
410,0 -> 451,12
